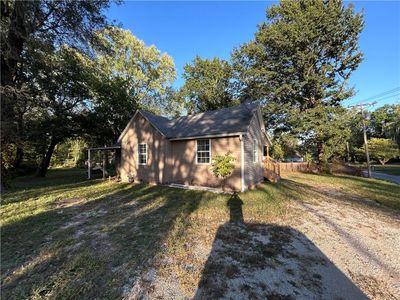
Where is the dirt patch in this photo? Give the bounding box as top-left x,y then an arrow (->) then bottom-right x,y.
53,197 -> 86,208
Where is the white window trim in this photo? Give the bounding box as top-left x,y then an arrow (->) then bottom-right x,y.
196,139 -> 211,165
253,139 -> 258,163
138,143 -> 147,165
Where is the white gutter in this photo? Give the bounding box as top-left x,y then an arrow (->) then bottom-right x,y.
240,134 -> 245,192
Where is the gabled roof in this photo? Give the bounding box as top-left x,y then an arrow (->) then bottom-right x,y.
139,110 -> 174,137
118,101 -> 270,142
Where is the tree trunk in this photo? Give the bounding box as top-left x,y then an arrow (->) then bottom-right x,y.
13,146 -> 24,168
36,138 -> 58,177
317,141 -> 325,164
378,158 -> 388,165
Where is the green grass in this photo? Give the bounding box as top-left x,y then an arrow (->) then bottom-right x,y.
283,172 -> 400,211
1,168 -> 399,298
371,164 -> 400,176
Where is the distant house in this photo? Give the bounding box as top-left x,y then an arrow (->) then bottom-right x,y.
116,102 -> 272,192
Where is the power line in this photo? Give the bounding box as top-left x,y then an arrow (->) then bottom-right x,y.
350,87 -> 400,105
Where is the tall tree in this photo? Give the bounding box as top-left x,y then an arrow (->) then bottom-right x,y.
232,0 -> 363,162
1,0 -> 114,184
88,27 -> 176,145
180,56 -> 237,113
31,46 -> 95,177
233,0 -> 363,108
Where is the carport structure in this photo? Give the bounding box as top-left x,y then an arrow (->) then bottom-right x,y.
87,145 -> 121,179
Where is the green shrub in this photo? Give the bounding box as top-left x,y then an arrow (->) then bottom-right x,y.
211,152 -> 236,190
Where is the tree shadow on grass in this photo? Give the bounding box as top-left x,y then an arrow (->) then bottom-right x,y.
1,182 -> 206,299
194,193 -> 368,300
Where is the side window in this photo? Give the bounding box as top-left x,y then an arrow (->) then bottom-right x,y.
196,139 -> 211,164
138,143 -> 147,165
253,139 -> 258,163
263,145 -> 269,157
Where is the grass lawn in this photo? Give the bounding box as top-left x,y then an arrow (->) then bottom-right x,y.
371,164 -> 400,176
1,168 -> 399,298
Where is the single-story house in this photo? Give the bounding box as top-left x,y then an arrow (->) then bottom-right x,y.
114,101 -> 272,192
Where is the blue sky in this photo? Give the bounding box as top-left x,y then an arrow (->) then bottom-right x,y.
107,1 -> 400,108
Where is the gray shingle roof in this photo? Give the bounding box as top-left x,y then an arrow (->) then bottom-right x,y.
140,101 -> 260,139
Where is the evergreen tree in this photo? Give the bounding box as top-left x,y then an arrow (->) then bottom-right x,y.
232,0 -> 364,162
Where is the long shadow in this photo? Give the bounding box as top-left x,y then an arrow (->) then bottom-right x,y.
1,181 -> 205,299
194,193 -> 368,299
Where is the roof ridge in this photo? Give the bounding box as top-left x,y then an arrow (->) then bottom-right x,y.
171,101 -> 258,120
139,109 -> 172,121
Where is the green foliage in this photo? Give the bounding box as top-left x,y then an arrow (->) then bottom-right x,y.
51,139 -> 88,168
304,153 -> 313,162
231,0 -> 363,164
365,138 -> 399,165
273,133 -> 299,159
370,104 -> 400,147
347,109 -> 365,158
1,0 -> 113,182
233,0 -> 363,108
180,56 -> 237,113
95,27 -> 176,112
89,27 -> 177,144
296,106 -> 351,163
211,152 -> 236,181
271,144 -> 284,161
1,21 -> 178,179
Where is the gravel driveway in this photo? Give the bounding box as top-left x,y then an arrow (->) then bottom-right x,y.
126,184 -> 400,300
285,193 -> 400,299
194,195 -> 400,300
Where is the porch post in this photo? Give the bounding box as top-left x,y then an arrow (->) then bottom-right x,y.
88,149 -> 91,179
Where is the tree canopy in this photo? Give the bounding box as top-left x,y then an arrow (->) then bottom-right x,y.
1,0 -> 116,184
0,1 -> 178,183
89,27 -> 176,145
364,138 -> 399,165
180,56 -> 237,113
231,0 -> 364,163
232,0 -> 363,109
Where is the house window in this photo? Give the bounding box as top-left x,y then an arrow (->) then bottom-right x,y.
196,139 -> 211,164
263,145 -> 269,157
138,143 -> 147,165
253,139 -> 258,163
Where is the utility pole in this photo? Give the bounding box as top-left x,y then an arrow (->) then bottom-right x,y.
349,102 -> 376,178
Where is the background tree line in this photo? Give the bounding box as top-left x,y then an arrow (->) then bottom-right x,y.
1,0 -> 399,187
